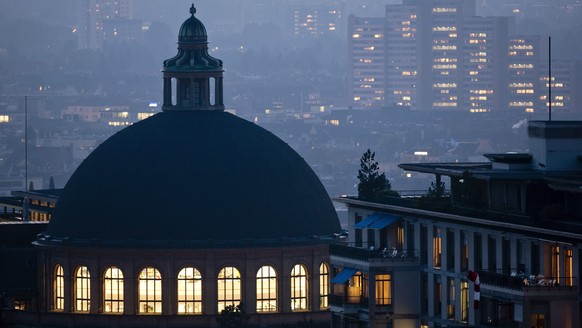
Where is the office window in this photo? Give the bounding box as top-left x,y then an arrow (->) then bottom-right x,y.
291,264 -> 308,311
217,266 -> 241,313
53,264 -> 64,311
319,262 -> 329,309
256,266 -> 277,312
104,266 -> 124,313
74,266 -> 91,312
138,267 -> 162,314
177,267 -> 202,314
375,274 -> 392,305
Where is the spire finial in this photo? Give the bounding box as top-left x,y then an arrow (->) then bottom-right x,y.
190,3 -> 196,16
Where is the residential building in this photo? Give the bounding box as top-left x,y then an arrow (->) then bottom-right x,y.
331,120 -> 582,327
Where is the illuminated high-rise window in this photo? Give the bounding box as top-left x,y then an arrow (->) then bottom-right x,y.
319,262 -> 329,309
461,280 -> 468,322
74,266 -> 91,312
375,274 -> 392,305
290,264 -> 308,311
177,267 -> 202,314
138,267 -> 162,314
447,278 -> 455,319
256,266 -> 277,312
551,245 -> 560,278
217,267 -> 241,313
104,266 -> 124,313
54,264 -> 65,311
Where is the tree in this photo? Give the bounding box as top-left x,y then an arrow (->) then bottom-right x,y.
427,177 -> 446,198
357,149 -> 393,200
216,302 -> 249,328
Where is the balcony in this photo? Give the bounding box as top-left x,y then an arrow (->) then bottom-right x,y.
478,270 -> 577,297
329,294 -> 369,314
330,243 -> 419,267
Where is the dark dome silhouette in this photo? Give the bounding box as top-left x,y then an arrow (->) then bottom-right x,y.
47,111 -> 340,245
178,4 -> 207,42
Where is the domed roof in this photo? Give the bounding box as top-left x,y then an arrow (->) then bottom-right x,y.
45,111 -> 340,246
178,4 -> 207,42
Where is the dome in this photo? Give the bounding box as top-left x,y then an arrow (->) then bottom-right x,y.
178,4 -> 207,42
46,111 -> 340,246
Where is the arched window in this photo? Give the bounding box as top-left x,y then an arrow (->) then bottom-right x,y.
103,266 -> 124,313
53,264 -> 64,311
291,264 -> 308,311
256,266 -> 277,312
138,267 -> 162,314
177,267 -> 202,314
217,266 -> 241,313
319,262 -> 329,309
74,266 -> 91,312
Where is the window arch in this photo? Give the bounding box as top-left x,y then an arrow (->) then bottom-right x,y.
138,267 -> 162,314
74,266 -> 91,312
319,262 -> 329,309
291,264 -> 308,311
256,266 -> 277,312
217,266 -> 241,313
103,266 -> 124,313
53,264 -> 65,311
177,267 -> 202,314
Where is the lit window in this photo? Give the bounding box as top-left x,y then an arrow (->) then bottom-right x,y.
447,278 -> 455,319
177,267 -> 202,314
565,249 -> 573,286
291,264 -> 308,311
461,280 -> 469,322
551,246 -> 560,279
54,265 -> 64,311
433,228 -> 442,268
138,267 -> 162,314
104,266 -> 124,313
375,274 -> 391,305
0,115 -> 9,123
74,266 -> 91,312
319,263 -> 329,309
256,266 -> 277,312
217,267 -> 241,313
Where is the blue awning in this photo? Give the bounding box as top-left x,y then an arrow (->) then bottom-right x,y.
367,214 -> 400,229
353,212 -> 383,229
330,268 -> 357,284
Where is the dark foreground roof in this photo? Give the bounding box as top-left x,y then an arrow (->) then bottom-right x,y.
44,111 -> 340,246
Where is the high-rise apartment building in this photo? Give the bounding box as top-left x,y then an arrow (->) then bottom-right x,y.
348,16 -> 386,108
507,36 -> 546,113
78,0 -> 135,49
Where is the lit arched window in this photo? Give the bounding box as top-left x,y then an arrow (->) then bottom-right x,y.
103,266 -> 124,313
54,264 -> 64,311
319,262 -> 329,309
291,264 -> 308,311
74,266 -> 91,312
256,266 -> 277,312
217,266 -> 241,313
177,267 -> 202,314
138,267 -> 162,314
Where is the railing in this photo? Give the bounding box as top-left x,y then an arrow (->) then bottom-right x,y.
330,243 -> 418,261
478,270 -> 577,291
329,294 -> 368,307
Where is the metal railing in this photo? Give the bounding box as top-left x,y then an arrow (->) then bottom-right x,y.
478,270 -> 577,291
330,243 -> 419,261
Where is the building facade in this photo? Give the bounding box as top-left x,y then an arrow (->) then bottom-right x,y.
330,121 -> 582,327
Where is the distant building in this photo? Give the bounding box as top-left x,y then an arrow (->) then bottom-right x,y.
78,0 -> 138,49
331,120 -> 582,327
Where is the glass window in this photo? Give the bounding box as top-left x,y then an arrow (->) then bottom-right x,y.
54,264 -> 64,311
138,267 -> 162,314
74,266 -> 91,312
433,227 -> 442,268
290,264 -> 308,311
177,267 -> 202,314
565,249 -> 573,286
319,263 -> 329,309
217,267 -> 241,313
461,280 -> 468,322
104,266 -> 124,314
375,274 -> 391,305
256,266 -> 277,312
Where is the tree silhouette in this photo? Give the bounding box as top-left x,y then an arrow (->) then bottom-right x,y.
357,149 -> 392,200
216,302 -> 249,328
